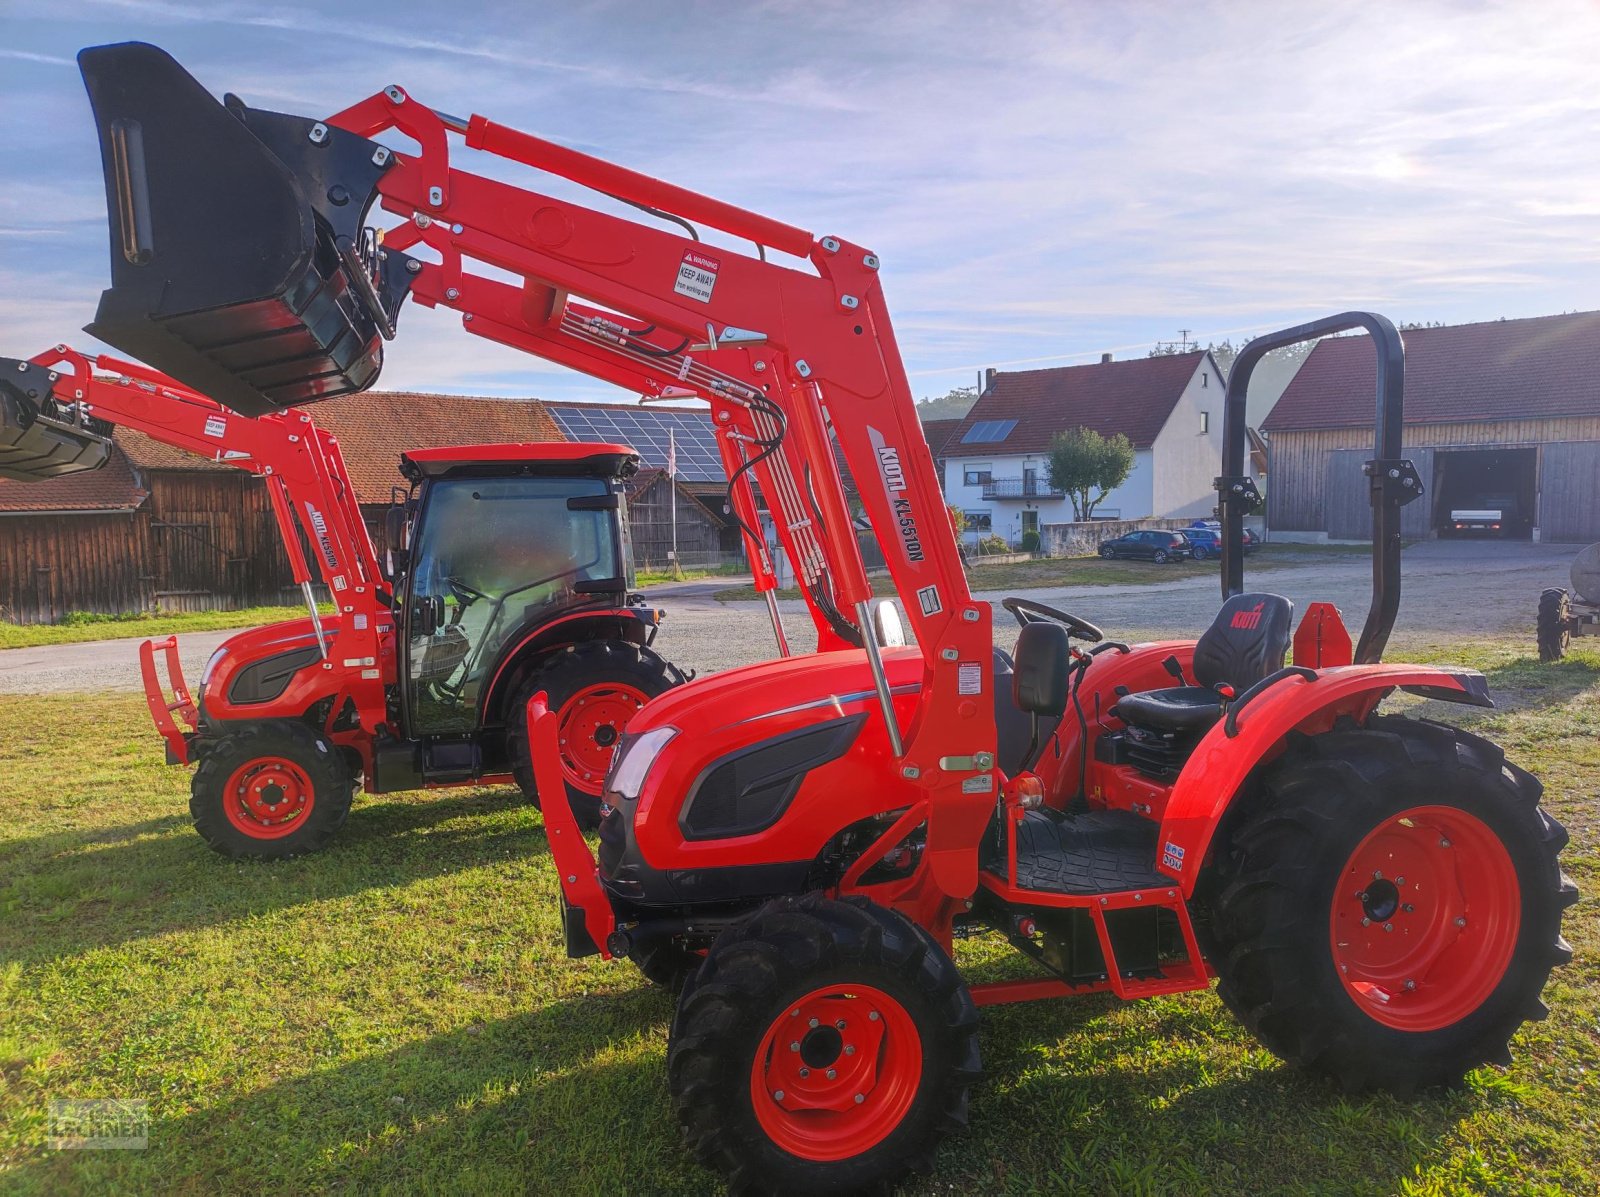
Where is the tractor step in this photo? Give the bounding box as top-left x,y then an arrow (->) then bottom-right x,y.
997,809 -> 1168,894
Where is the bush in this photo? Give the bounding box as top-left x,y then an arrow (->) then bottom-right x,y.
1020,530 -> 1041,553
976,534 -> 1008,556
56,610 -> 149,627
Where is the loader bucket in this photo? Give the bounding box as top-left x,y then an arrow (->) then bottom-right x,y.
78,43 -> 415,417
0,361 -> 113,482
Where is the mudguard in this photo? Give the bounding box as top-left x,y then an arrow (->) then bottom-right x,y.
1156,662 -> 1492,895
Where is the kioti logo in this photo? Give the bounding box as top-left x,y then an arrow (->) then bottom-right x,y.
1231,602 -> 1266,630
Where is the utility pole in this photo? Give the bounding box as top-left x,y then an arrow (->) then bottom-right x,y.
668,426 -> 679,578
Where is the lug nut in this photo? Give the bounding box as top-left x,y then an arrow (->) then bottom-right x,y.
1455,916 -> 1468,927
1404,979 -> 1416,990
854,1093 -> 865,1104
799,1068 -> 809,1078
773,1090 -> 785,1101
789,1041 -> 800,1052
1395,876 -> 1405,886
1383,922 -> 1394,932
836,1020 -> 846,1029
868,1011 -> 880,1021
1362,917 -> 1371,927
826,1069 -> 836,1080
809,1018 -> 819,1028
844,1045 -> 856,1055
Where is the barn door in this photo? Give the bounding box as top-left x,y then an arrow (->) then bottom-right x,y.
1324,447 -> 1433,541
1539,442 -> 1600,542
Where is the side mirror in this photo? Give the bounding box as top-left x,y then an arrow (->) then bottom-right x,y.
382,499 -> 411,583
872,600 -> 906,648
1013,622 -> 1071,716
411,594 -> 442,638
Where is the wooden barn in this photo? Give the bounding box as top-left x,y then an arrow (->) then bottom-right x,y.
1263,312 -> 1600,544
623,467 -> 732,570
0,392 -> 562,624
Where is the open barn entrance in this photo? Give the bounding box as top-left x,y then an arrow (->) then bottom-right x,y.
1433,447 -> 1537,539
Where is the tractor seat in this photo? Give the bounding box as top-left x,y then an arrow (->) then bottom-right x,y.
1113,593 -> 1294,734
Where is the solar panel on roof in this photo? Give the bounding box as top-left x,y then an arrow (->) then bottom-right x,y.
546,405 -> 726,482
961,419 -> 1017,444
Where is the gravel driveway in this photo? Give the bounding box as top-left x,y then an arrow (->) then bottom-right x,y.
0,541 -> 1578,695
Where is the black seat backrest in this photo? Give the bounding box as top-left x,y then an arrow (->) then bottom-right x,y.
1192,592 -> 1294,690
1013,621 -> 1073,716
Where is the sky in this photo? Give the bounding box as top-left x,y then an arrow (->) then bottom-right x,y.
2,0 -> 1599,406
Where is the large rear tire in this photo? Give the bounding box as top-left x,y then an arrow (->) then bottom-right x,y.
668,894 -> 981,1194
190,722 -> 352,860
507,640 -> 684,828
1537,587 -> 1571,662
1206,715 -> 1575,1093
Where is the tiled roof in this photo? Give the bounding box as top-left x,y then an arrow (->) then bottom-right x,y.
1262,311 -> 1600,431
0,445 -> 147,513
947,352 -> 1205,454
919,418 -> 962,457
117,391 -> 563,505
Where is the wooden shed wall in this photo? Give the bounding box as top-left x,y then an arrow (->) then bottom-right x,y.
627,476 -> 727,568
0,511 -> 153,624
1268,416 -> 1600,536
144,472 -> 296,610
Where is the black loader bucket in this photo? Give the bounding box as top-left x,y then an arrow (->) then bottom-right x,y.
0,360 -> 113,482
78,43 -> 416,417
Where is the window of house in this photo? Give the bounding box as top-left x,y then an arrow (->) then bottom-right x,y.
963,509 -> 992,533
963,464 -> 993,487
1199,410 -> 1209,434
1202,371 -> 1209,388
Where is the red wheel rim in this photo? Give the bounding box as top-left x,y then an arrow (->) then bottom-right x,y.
555,683 -> 649,795
749,984 -> 923,1162
222,756 -> 314,840
1329,805 -> 1520,1031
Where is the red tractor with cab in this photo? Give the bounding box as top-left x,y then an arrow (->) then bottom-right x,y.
0,348 -> 684,858
60,43 -> 1577,1194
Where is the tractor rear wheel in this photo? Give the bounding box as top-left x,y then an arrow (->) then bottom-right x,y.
1537,587 -> 1571,662
668,893 -> 980,1194
508,640 -> 684,828
190,722 -> 352,860
1208,715 -> 1575,1093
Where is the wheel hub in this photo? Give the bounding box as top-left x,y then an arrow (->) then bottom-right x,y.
223,755 -> 313,838
556,682 -> 649,794
1330,805 -> 1520,1031
750,984 -> 923,1162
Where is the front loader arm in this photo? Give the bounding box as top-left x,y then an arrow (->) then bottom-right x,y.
77,43 -> 999,899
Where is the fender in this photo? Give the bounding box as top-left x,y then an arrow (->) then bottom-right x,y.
479,605 -> 660,725
1156,662 -> 1492,896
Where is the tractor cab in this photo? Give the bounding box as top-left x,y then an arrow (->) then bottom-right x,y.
387,442 -> 646,739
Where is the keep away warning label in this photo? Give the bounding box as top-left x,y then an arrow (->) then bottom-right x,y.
674,249 -> 721,303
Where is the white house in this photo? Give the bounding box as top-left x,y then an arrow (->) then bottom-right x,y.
942,350 -> 1231,545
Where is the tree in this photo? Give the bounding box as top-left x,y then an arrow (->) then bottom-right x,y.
916,385 -> 978,421
1045,426 -> 1135,520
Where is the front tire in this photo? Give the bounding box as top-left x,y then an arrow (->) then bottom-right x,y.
1537,587 -> 1571,662
668,894 -> 981,1194
1207,715 -> 1575,1093
1099,545 -> 1116,559
508,640 -> 685,828
190,722 -> 352,860
1153,549 -> 1170,564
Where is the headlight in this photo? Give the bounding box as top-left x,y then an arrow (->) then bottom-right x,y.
607,726 -> 677,800
200,647 -> 227,688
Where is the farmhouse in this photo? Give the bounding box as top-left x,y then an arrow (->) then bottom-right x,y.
0,392 -> 563,624
1263,312 -> 1600,543
943,351 -> 1230,545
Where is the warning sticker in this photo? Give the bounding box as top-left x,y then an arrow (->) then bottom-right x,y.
203,415 -> 227,439
674,249 -> 721,303
957,661 -> 982,695
917,585 -> 942,616
961,774 -> 994,794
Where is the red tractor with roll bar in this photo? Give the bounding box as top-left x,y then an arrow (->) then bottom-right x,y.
66,42 -> 1574,1193
0,345 -> 688,858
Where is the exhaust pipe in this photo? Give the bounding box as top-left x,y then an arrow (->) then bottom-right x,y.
77,43 -> 417,417
0,359 -> 113,482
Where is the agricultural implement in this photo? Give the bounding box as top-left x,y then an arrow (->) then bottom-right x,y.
63,42 -> 1575,1193
1537,543 -> 1600,661
0,346 -> 686,857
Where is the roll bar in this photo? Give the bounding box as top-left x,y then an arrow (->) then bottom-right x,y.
1217,311 -> 1421,665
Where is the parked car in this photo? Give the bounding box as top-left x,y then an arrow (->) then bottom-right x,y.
1097,529 -> 1192,563
1184,525 -> 1261,560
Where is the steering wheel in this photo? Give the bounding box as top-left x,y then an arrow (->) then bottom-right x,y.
447,576 -> 490,607
1001,596 -> 1104,642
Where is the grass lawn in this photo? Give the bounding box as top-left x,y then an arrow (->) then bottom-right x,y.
713,544 -> 1362,602
0,638 -> 1595,1193
0,604 -> 333,651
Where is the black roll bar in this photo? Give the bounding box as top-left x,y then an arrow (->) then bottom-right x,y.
1217,311 -> 1421,666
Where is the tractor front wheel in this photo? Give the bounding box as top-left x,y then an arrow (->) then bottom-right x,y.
190,723 -> 352,860
668,894 -> 981,1194
1537,587 -> 1571,662
509,640 -> 684,828
1208,715 -> 1575,1093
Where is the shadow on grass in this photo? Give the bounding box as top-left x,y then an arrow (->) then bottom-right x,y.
5,986 -> 702,1194
0,789 -> 546,966
1478,654 -> 1600,712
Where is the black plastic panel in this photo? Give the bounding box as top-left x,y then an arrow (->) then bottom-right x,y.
680,714 -> 865,841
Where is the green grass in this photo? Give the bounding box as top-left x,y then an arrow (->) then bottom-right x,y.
0,604 -> 334,651
634,562 -> 747,587
713,544 -> 1362,601
0,637 -> 1595,1193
